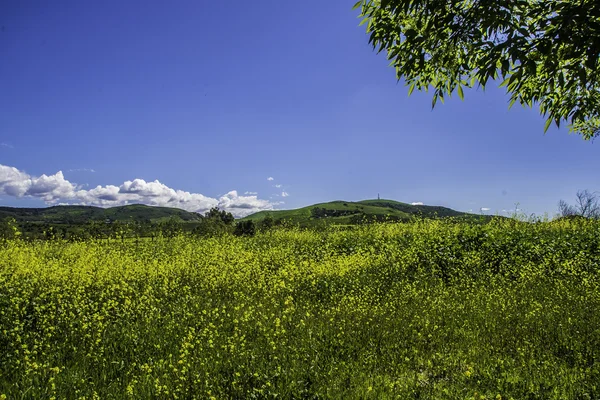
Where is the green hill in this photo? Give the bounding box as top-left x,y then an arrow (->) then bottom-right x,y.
0,204 -> 203,225
242,199 -> 490,227
0,200 -> 493,231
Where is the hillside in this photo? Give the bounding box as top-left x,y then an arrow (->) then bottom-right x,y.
0,204 -> 203,225
0,200 -> 492,229
242,199 -> 489,227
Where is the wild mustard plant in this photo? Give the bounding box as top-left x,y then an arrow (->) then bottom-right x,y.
0,219 -> 599,398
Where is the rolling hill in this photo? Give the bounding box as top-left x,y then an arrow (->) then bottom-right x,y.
0,204 -> 203,225
0,200 -> 492,231
242,199 -> 490,227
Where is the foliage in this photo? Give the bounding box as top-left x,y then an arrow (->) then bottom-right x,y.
257,214 -> 275,232
1,218 -> 600,398
233,220 -> 256,237
192,208 -> 235,237
0,217 -> 21,240
204,207 -> 235,225
157,217 -> 183,238
354,0 -> 600,139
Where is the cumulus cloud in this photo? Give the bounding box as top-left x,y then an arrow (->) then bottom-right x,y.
267,177 -> 274,181
481,207 -> 491,211
411,202 -> 424,206
244,191 -> 258,195
0,165 -> 76,202
281,191 -> 289,197
274,184 -> 282,188
0,164 -> 275,217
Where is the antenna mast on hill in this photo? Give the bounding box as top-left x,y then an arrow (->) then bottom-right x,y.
378,193 -> 380,200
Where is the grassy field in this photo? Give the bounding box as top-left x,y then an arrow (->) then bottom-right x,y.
1,218 -> 599,399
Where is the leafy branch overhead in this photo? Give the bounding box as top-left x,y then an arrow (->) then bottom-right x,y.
354,0 -> 600,139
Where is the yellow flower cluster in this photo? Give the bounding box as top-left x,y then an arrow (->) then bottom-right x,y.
1,218 -> 600,398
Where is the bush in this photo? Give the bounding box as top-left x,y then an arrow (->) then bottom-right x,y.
234,220 -> 256,236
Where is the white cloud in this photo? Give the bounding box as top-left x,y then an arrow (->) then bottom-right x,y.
267,177 -> 274,181
481,207 -> 491,211
0,143 -> 13,149
411,202 -> 424,206
0,164 -> 275,217
68,168 -> 96,173
281,191 -> 289,197
244,191 -> 258,195
274,184 -> 282,188
0,165 -> 76,202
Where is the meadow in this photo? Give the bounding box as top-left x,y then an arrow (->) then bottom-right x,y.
1,218 -> 599,399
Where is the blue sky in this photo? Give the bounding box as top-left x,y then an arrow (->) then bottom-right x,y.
1,0 -> 598,217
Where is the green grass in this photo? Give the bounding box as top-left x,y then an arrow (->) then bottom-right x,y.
242,199 -> 489,227
1,218 -> 599,398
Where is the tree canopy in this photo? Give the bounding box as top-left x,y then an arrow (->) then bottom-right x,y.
354,0 -> 600,139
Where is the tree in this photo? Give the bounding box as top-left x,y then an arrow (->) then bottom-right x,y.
192,208 -> 236,237
159,217 -> 183,238
204,207 -> 235,225
558,190 -> 600,218
234,220 -> 256,237
257,215 -> 275,232
354,0 -> 600,139
111,220 -> 133,242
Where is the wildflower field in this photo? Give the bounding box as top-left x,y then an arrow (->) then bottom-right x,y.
1,218 -> 600,399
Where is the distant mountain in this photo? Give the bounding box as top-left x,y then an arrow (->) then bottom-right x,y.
0,204 -> 203,225
242,199 -> 491,226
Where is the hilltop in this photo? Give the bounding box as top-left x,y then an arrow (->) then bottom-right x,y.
242,199 -> 489,227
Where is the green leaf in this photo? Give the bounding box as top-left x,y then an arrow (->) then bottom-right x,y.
499,76 -> 511,88
352,0 -> 362,10
457,85 -> 464,100
408,82 -> 416,96
359,17 -> 370,26
544,117 -> 552,132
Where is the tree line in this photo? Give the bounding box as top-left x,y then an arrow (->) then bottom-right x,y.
0,208 -> 283,241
